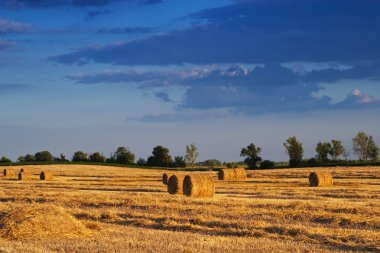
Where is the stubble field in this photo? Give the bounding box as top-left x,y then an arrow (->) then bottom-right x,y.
0,165 -> 379,253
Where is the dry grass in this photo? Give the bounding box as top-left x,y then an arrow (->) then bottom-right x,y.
0,203 -> 90,239
0,164 -> 379,252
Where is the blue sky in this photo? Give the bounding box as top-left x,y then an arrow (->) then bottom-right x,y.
0,0 -> 379,162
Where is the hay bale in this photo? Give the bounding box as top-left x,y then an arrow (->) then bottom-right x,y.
183,174 -> 215,197
162,172 -> 173,185
3,169 -> 14,178
309,172 -> 333,187
218,168 -> 246,181
0,203 -> 90,239
40,171 -> 54,181
18,172 -> 31,181
167,175 -> 185,195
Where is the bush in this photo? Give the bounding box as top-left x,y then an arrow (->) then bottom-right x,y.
260,160 -> 274,169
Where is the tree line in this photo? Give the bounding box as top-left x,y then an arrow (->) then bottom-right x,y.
0,131 -> 378,169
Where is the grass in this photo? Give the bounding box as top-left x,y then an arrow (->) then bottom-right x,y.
0,165 -> 379,252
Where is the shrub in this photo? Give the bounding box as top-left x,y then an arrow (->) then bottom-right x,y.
260,160 -> 275,169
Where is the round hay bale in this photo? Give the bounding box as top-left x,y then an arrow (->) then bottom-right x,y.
167,175 -> 185,195
0,203 -> 90,239
18,172 -> 31,181
162,172 -> 173,185
40,171 -> 54,181
183,174 -> 215,197
233,168 -> 247,180
309,172 -> 333,187
218,168 -> 246,181
3,169 -> 14,178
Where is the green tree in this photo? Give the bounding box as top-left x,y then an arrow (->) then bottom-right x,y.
352,131 -> 379,162
185,143 -> 198,168
136,158 -> 146,166
329,139 -> 346,161
172,156 -> 186,167
114,147 -> 135,164
18,154 -> 36,163
284,136 -> 303,167
0,156 -> 12,163
147,145 -> 172,167
315,142 -> 331,162
72,151 -> 88,162
34,151 -> 53,162
240,143 -> 262,169
201,159 -> 222,167
89,152 -> 106,163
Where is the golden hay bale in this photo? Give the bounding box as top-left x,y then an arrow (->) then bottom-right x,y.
183,174 -> 215,197
309,172 -> 333,187
0,203 -> 90,239
18,172 -> 31,181
3,169 -> 14,178
218,168 -> 247,181
40,171 -> 54,181
167,175 -> 185,195
162,172 -> 173,185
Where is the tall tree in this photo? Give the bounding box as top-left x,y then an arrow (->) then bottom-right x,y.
315,142 -> 331,162
72,151 -> 88,162
147,145 -> 172,167
352,131 -> 379,162
114,147 -> 135,164
240,143 -> 262,169
34,151 -> 53,163
89,152 -> 106,163
185,143 -> 198,168
284,136 -> 303,167
329,139 -> 346,161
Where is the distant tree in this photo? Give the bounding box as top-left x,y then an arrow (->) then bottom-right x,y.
201,159 -> 222,167
136,158 -> 146,166
260,160 -> 275,169
315,142 -> 331,162
55,153 -> 68,162
34,151 -> 53,163
284,136 -> 303,167
19,154 -> 35,162
89,152 -> 106,163
185,143 -> 198,168
72,151 -> 88,162
329,139 -> 346,161
172,156 -> 186,168
0,156 -> 12,163
147,145 -> 172,167
352,131 -> 379,162
240,143 -> 262,169
114,147 -> 135,164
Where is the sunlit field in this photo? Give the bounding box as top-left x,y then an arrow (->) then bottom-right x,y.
0,165 -> 379,253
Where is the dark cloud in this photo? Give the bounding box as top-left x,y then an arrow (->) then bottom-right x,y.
97,26 -> 155,34
67,62 -> 380,114
49,0 -> 380,65
0,0 -> 162,8
154,91 -> 171,102
301,62 -> 380,84
85,10 -> 112,20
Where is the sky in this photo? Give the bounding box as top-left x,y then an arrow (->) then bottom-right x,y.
0,0 -> 379,162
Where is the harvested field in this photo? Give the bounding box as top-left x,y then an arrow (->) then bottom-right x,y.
0,164 -> 379,252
